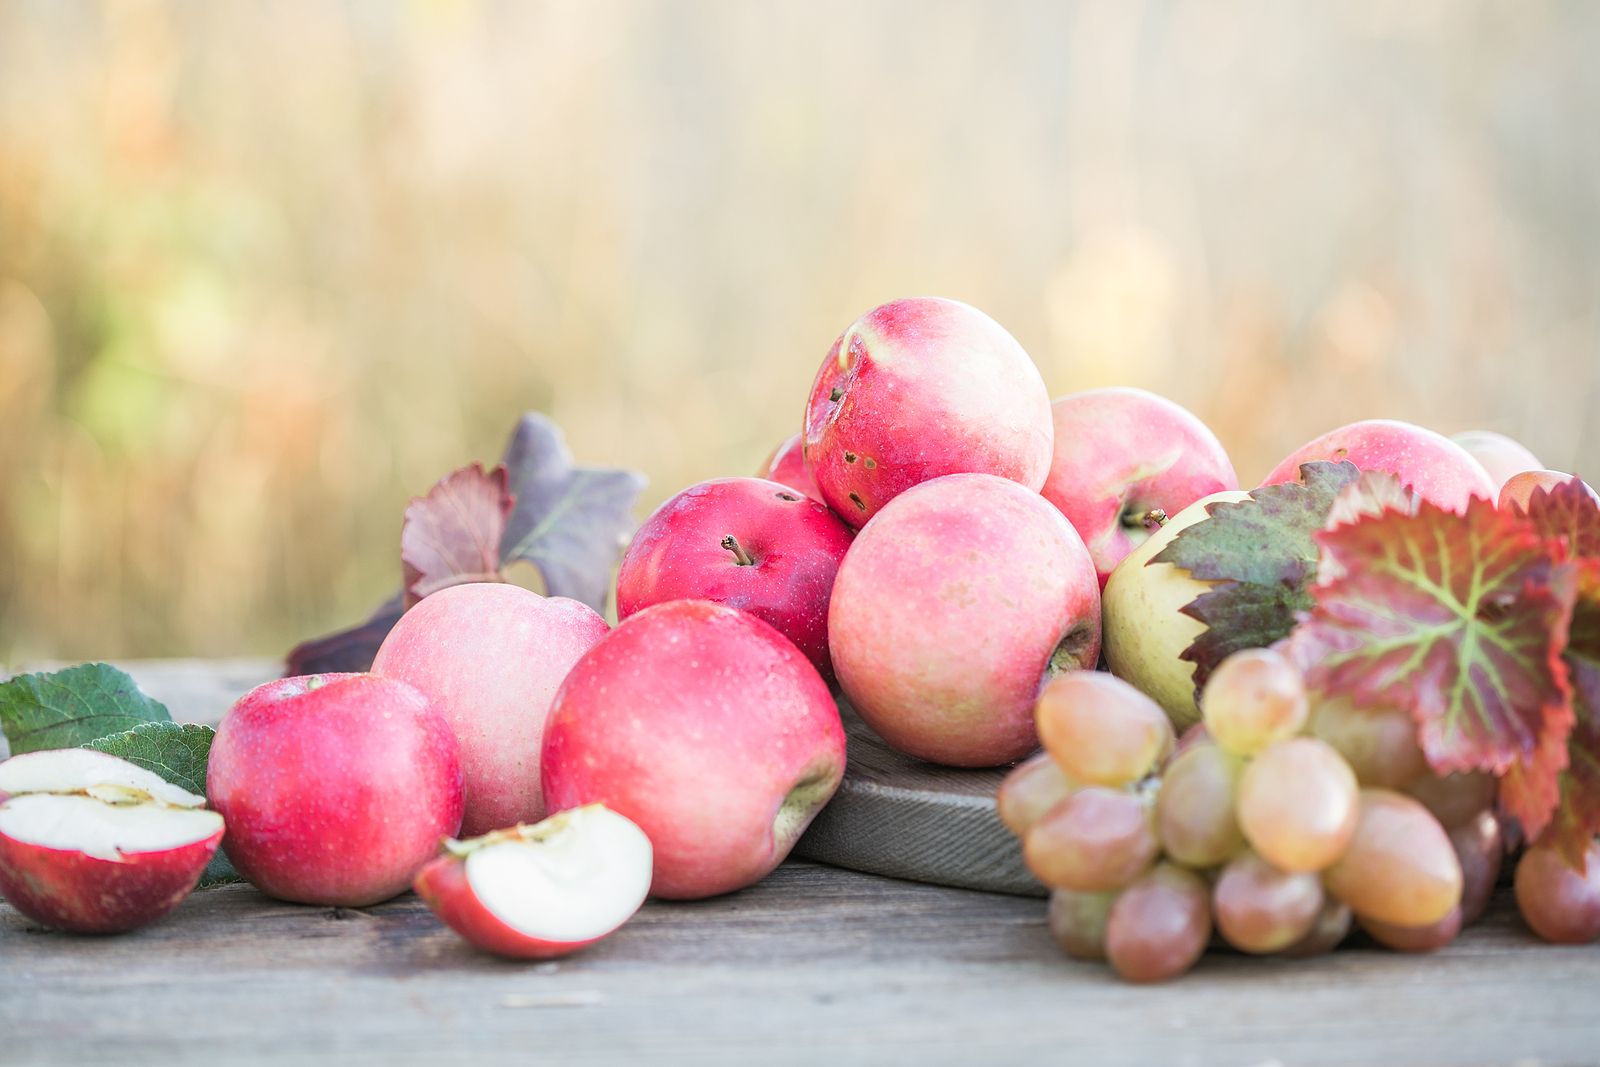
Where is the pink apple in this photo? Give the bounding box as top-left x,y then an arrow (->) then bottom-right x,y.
373,583 -> 609,836
208,673 -> 464,907
0,749 -> 224,934
541,600 -> 846,899
758,432 -> 824,503
413,804 -> 652,959
615,477 -> 853,681
802,296 -> 1053,528
1499,470 -> 1600,512
1260,419 -> 1495,512
1042,387 -> 1238,586
828,473 -> 1102,767
1451,429 -> 1543,489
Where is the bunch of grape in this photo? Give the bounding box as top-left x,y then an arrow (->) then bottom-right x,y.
998,649 -> 1526,982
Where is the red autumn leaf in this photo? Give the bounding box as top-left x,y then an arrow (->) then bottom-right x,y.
401,462 -> 515,606
1516,474 -> 1600,560
1294,497 -> 1575,778
1533,560 -> 1600,866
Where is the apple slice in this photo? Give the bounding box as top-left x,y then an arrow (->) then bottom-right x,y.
0,749 -> 225,934
414,804 -> 652,959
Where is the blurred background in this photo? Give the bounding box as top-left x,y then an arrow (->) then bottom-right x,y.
2,0 -> 1598,662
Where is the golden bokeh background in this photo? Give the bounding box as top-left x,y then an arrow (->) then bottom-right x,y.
2,0 -> 1597,661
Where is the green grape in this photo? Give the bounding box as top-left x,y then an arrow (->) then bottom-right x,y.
1213,851 -> 1324,954
1023,787 -> 1159,893
1047,888 -> 1117,961
1362,906 -> 1462,953
1156,742 -> 1245,869
1200,648 -> 1309,756
1236,738 -> 1359,872
1322,789 -> 1462,927
1308,695 -> 1427,788
1105,863 -> 1212,983
1515,842 -> 1600,945
1404,771 -> 1497,829
1035,672 -> 1174,787
1449,809 -> 1503,926
996,752 -> 1074,838
1281,898 -> 1353,957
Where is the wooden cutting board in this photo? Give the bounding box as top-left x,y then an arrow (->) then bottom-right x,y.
794,699 -> 1045,898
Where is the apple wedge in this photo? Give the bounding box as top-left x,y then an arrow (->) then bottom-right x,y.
0,749 -> 224,934
414,804 -> 652,959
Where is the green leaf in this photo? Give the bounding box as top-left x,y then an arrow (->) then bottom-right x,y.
84,721 -> 214,796
0,663 -> 172,755
1148,460 -> 1362,690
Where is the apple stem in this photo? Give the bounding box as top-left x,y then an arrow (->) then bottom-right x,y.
721,535 -> 755,566
1141,508 -> 1169,531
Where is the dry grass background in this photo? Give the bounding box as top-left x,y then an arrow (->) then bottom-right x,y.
1,0 -> 1597,661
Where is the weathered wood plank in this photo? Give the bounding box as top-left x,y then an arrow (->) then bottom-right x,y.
1,865 -> 1595,1067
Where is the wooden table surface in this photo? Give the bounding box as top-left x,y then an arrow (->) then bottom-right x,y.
2,659 -> 1598,1067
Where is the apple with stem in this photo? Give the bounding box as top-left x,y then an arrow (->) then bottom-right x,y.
616,477 -> 853,681
542,600 -> 846,899
207,673 -> 464,907
803,296 -> 1053,528
0,749 -> 224,934
1260,419 -> 1495,512
414,804 -> 652,959
759,433 -> 824,503
1042,387 -> 1238,587
373,583 -> 609,836
828,472 -> 1102,767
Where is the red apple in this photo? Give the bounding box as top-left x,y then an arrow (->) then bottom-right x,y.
1260,419 -> 1495,512
541,600 -> 846,900
373,583 -> 609,836
0,749 -> 224,934
1499,470 -> 1600,512
207,673 -> 465,907
1451,429 -> 1542,489
803,296 -> 1053,528
615,477 -> 853,681
414,804 -> 652,959
758,432 -> 824,503
1042,387 -> 1238,587
828,473 -> 1102,767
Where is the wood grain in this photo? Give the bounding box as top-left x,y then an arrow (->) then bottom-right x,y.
793,700 -> 1041,897
2,864 -> 1597,1067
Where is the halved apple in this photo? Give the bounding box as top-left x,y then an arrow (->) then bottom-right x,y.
0,749 -> 225,934
414,804 -> 652,959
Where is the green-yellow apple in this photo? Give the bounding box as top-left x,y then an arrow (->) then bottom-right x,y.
1101,490 -> 1250,728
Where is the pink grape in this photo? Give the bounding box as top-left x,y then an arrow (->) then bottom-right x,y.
1282,898 -> 1353,957
1449,809 -> 1503,926
1405,771 -> 1497,829
1236,737 -> 1359,872
1201,648 -> 1309,756
1322,789 -> 1462,927
1309,696 -> 1427,789
1156,742 -> 1245,869
1362,906 -> 1463,953
1105,863 -> 1212,983
1035,672 -> 1174,787
996,752 -> 1074,837
1047,888 -> 1117,960
1024,787 -> 1160,893
1515,843 -> 1600,945
1213,851 -> 1324,954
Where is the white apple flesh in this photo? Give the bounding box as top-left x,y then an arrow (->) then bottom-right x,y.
413,804 -> 652,959
0,749 -> 224,934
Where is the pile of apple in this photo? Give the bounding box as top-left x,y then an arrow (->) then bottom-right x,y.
3,295 -> 1598,974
